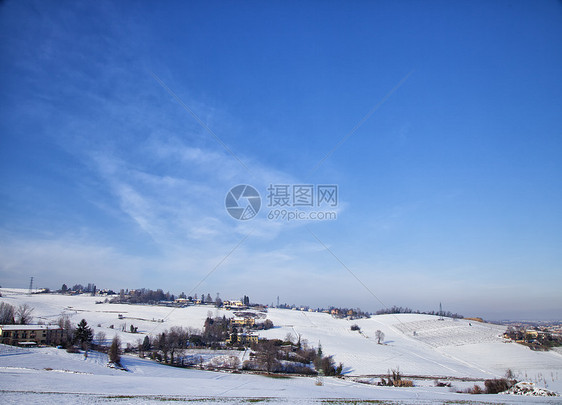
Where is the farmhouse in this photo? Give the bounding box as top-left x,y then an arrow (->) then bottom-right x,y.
231,317 -> 255,327
226,332 -> 259,345
0,324 -> 63,346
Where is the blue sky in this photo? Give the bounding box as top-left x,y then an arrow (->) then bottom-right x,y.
1,0 -> 561,320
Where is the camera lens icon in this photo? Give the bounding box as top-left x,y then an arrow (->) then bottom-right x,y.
225,185 -> 261,220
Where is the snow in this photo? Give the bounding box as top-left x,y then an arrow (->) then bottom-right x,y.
1,288 -> 562,403
502,382 -> 560,397
261,309 -> 562,391
1,344 -> 559,404
0,324 -> 61,330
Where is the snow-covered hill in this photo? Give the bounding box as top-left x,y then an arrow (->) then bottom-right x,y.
1,288 -> 561,403
0,343 -> 558,404
261,308 -> 562,390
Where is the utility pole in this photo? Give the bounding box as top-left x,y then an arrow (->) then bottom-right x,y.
28,276 -> 34,295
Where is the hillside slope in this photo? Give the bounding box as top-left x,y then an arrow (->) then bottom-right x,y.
1,289 -> 561,395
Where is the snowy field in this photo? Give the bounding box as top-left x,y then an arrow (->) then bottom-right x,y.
1,288 -> 561,403
0,344 -> 559,404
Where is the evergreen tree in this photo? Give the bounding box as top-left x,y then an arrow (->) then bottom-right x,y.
109,335 -> 121,365
142,335 -> 151,352
74,319 -> 93,347
314,343 -> 323,370
336,362 -> 344,375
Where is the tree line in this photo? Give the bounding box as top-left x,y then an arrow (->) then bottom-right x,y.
376,305 -> 463,319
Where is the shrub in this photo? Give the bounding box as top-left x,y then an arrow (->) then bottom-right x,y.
484,378 -> 513,394
394,379 -> 414,387
350,324 -> 360,331
263,319 -> 274,330
459,384 -> 483,394
379,368 -> 413,387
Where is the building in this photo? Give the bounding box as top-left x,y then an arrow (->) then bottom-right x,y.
173,298 -> 191,307
231,317 -> 255,327
223,300 -> 246,310
0,325 -> 63,346
525,330 -> 539,341
226,332 -> 259,345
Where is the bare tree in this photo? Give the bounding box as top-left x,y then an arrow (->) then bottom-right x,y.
95,331 -> 106,347
136,337 -> 146,358
168,326 -> 189,364
16,304 -> 34,324
57,314 -> 74,346
256,340 -> 279,373
296,332 -> 302,349
375,330 -> 385,344
0,302 -> 15,324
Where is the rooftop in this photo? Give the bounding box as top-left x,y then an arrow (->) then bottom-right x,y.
0,325 -> 62,331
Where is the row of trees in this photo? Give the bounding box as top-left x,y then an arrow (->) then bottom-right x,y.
375,306 -> 463,319
242,337 -> 343,376
111,288 -> 176,304
59,283 -> 97,294
203,315 -> 274,348
109,289 -> 232,306
203,316 -> 230,345
0,302 -> 34,324
330,307 -> 371,319
142,327 -> 193,364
